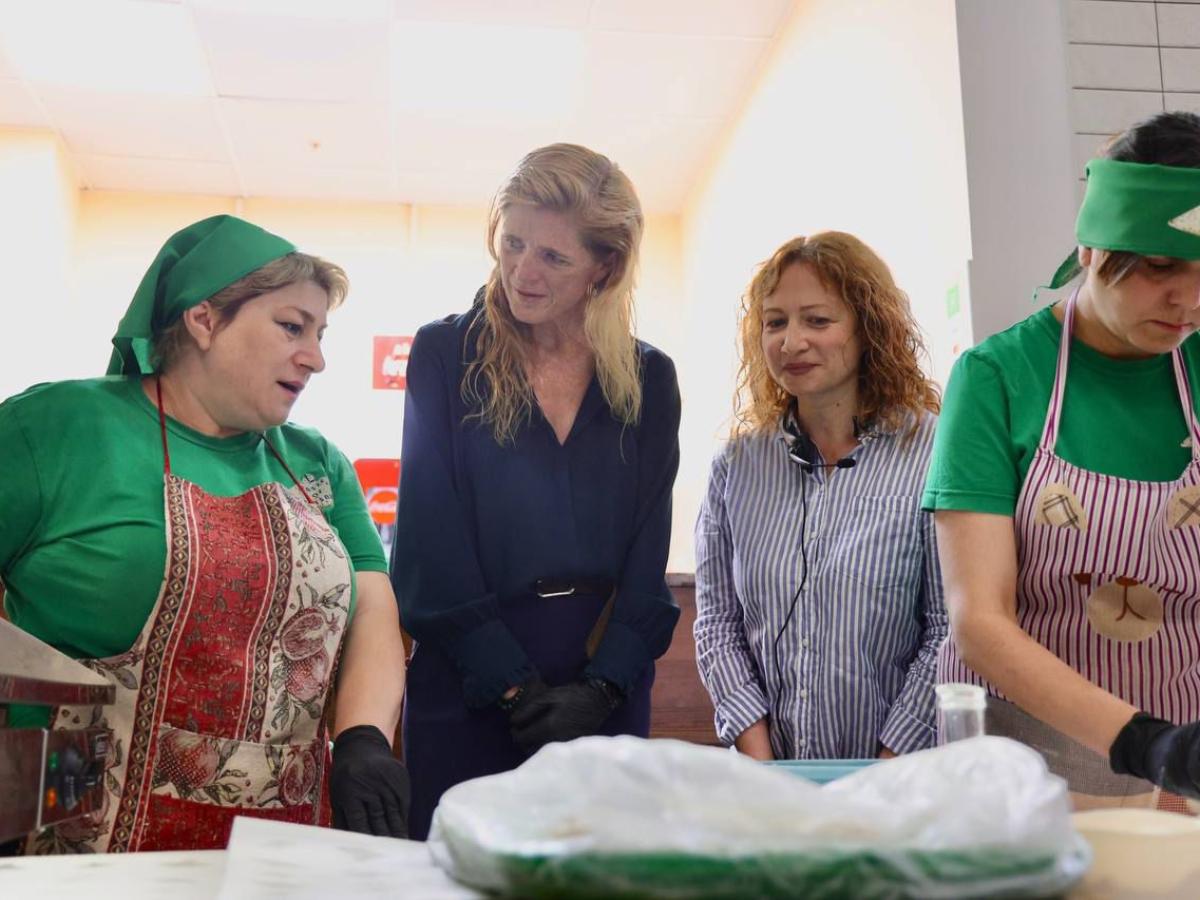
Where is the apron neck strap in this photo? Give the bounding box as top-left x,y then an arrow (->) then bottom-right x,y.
153,376 -> 316,502
155,376 -> 172,476
1037,288 -> 1079,452
1038,288 -> 1200,459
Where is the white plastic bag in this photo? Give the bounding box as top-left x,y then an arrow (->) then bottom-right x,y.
428,735 -> 1090,899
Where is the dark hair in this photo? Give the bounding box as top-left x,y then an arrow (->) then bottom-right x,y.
1096,111 -> 1200,283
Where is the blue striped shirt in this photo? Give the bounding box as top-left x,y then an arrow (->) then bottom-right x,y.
693,413 -> 946,758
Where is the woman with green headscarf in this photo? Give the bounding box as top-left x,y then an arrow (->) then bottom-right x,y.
0,215 -> 410,851
925,112 -> 1200,810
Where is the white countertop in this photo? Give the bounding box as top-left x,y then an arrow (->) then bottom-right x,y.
0,818 -> 482,900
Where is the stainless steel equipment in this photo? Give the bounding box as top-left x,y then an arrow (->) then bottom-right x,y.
1,617 -> 115,844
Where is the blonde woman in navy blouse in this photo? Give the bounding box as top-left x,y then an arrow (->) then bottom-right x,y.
694,232 -> 947,760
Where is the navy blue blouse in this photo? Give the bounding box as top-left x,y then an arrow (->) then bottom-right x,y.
390,305 -> 682,708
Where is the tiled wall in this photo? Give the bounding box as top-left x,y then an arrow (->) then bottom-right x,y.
1066,0 -> 1200,192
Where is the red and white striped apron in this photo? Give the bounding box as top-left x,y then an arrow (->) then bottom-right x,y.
939,290 -> 1200,805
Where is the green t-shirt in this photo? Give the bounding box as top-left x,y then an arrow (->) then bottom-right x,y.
0,376 -> 386,665
923,305 -> 1200,515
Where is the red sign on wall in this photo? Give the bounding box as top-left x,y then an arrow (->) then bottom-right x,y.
353,458 -> 401,526
373,336 -> 413,390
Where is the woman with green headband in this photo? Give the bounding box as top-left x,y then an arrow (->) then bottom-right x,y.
925,111 -> 1200,809
0,215 -> 410,851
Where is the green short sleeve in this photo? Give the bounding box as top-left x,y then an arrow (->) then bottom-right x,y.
0,397 -> 44,581
326,447 -> 387,574
922,351 -> 1022,516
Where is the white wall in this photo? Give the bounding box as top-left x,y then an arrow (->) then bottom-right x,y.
0,129 -> 78,400
673,0 -> 972,572
954,0 -> 1078,341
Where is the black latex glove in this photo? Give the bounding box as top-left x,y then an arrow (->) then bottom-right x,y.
509,678 -> 624,751
1109,712 -> 1200,800
330,724 -> 410,838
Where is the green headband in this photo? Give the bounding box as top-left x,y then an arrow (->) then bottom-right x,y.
1048,158 -> 1200,289
107,215 -> 296,376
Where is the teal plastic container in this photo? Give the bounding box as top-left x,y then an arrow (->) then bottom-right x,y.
765,759 -> 878,784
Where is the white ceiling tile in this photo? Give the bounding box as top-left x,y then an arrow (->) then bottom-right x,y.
221,98 -> 392,170
590,0 -> 792,38
238,164 -> 396,202
79,154 -> 241,195
195,9 -> 391,102
582,32 -> 767,118
392,0 -> 590,29
391,21 -> 585,115
0,0 -> 212,96
189,0 -> 390,20
0,78 -> 49,127
393,114 -> 568,174
0,40 -> 18,79
37,88 -> 228,160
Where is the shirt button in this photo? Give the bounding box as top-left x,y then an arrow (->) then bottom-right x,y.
801,639 -> 809,649
799,688 -> 808,699
797,737 -> 807,747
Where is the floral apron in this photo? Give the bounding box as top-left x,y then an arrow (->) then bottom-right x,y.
27,384 -> 353,852
939,290 -> 1200,807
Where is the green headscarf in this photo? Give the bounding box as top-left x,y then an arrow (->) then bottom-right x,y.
107,215 -> 296,375
1047,158 -> 1200,289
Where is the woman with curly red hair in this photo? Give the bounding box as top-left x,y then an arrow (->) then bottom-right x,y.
694,231 -> 946,761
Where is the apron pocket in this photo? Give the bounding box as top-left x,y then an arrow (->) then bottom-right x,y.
150,723 -> 323,810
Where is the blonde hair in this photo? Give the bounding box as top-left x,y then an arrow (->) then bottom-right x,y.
153,252 -> 348,372
463,143 -> 645,444
733,231 -> 940,437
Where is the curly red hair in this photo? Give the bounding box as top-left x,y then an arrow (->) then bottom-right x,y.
733,231 -> 939,437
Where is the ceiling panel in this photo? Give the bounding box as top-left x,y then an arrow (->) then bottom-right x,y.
582,31 -> 768,119
195,9 -> 391,102
39,88 -> 228,160
392,0 -> 590,29
0,0 -> 211,96
190,0 -> 391,19
391,21 -> 585,116
239,164 -> 396,202
393,113 -> 568,174
0,0 -> 796,212
0,40 -> 17,79
78,153 -> 241,196
0,79 -> 49,127
221,98 -> 392,171
591,0 -> 792,38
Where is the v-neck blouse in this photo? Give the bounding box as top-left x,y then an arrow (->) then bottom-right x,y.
389,304 -> 682,706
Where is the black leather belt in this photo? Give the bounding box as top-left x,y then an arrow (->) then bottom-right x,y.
533,577 -> 614,598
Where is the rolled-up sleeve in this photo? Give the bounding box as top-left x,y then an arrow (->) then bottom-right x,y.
693,448 -> 770,746
584,351 -> 682,695
390,326 -> 536,708
878,507 -> 948,753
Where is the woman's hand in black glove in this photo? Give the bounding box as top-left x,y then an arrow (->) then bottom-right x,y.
509,678 -> 624,751
330,724 -> 410,838
1109,712 -> 1200,799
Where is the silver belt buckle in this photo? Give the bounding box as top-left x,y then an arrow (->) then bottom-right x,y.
536,580 -> 575,598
